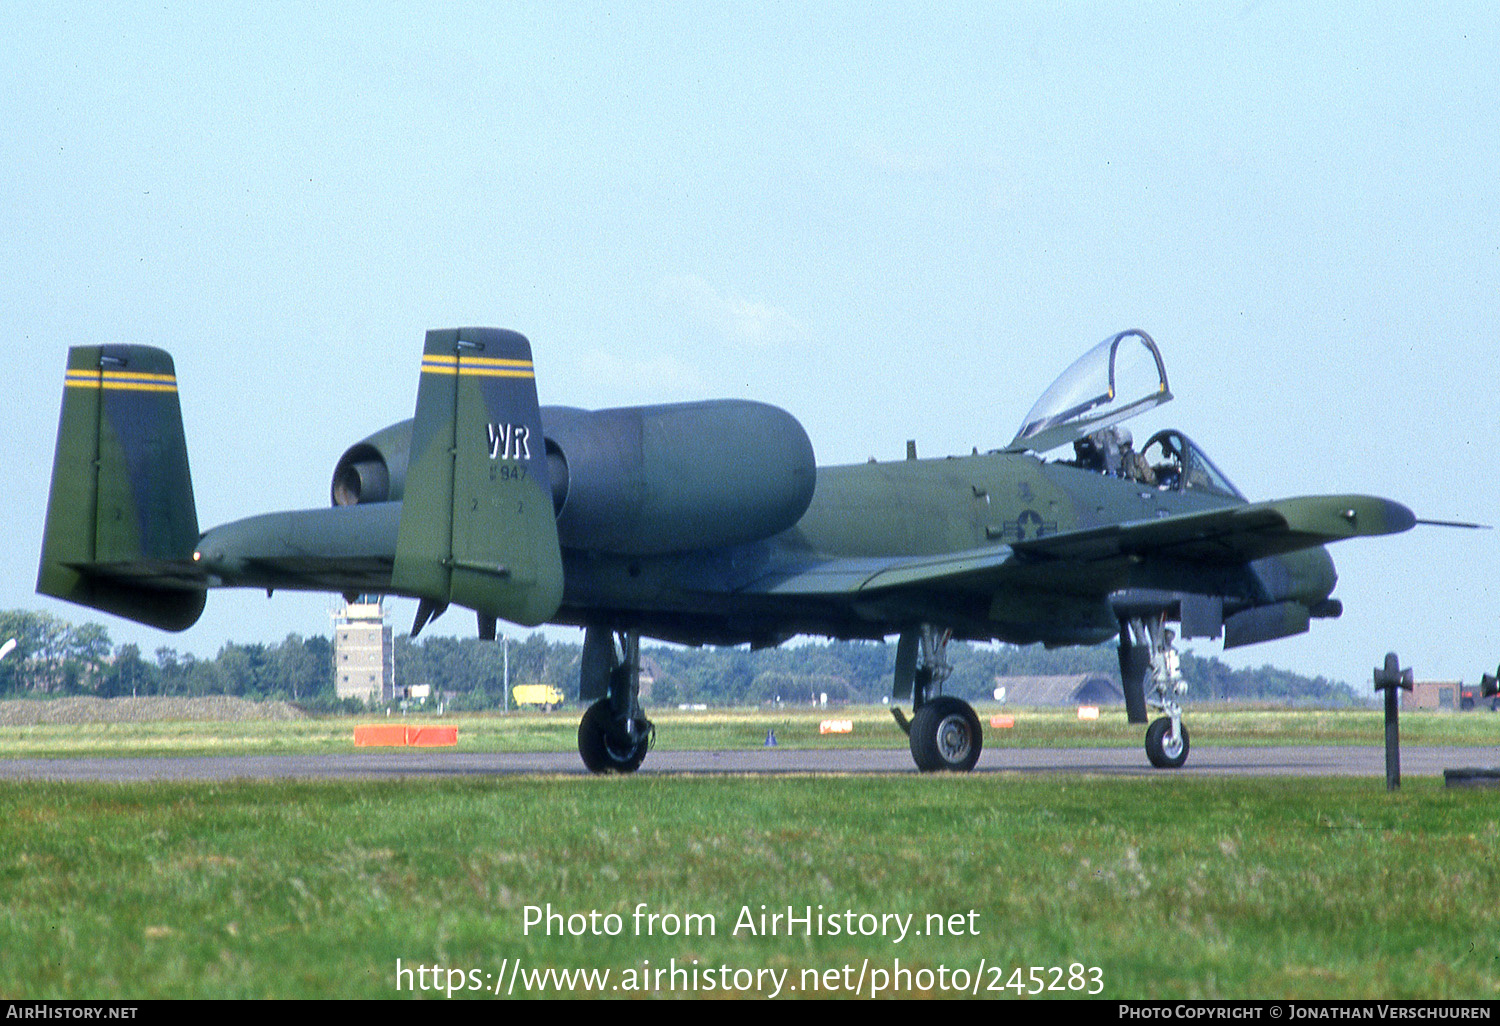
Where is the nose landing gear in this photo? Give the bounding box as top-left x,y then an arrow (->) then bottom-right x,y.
1120,614 -> 1191,770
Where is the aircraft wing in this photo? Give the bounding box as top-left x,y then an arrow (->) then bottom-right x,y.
742,494 -> 1414,597
743,546 -> 1018,596
1005,494 -> 1415,568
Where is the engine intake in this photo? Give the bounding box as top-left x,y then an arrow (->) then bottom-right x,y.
330,421 -> 410,507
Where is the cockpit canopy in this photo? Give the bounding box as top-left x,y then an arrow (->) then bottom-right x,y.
1008,330 -> 1171,455
1007,330 -> 1244,500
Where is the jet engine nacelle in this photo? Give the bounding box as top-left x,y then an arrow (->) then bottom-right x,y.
545,400 -> 816,555
331,400 -> 817,556
331,420 -> 410,507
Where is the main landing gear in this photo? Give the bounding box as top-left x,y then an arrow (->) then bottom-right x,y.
892,626 -> 983,772
576,626 -> 654,773
1118,614 -> 1189,769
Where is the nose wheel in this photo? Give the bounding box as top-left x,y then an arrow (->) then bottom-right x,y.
1144,716 -> 1189,769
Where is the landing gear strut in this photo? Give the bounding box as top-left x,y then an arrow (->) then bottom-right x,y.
1119,614 -> 1189,769
577,627 -> 653,773
893,626 -> 982,772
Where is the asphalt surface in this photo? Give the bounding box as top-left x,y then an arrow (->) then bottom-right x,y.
1,745 -> 1498,781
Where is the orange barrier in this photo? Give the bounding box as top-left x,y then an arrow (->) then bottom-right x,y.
354,725 -> 458,747
354,725 -> 408,747
989,715 -> 1015,729
408,726 -> 458,747
818,719 -> 854,734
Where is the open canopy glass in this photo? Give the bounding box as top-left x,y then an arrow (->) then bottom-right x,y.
1008,329 -> 1172,454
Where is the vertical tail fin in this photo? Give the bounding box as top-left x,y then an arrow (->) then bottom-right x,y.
391,328 -> 564,628
36,345 -> 206,630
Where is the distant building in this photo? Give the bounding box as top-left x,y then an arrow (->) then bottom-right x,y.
992,674 -> 1123,706
1404,680 -> 1462,712
334,599 -> 394,704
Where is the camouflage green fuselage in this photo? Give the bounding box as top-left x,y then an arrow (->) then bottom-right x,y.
548,449 -> 1335,648
42,339 -> 1359,653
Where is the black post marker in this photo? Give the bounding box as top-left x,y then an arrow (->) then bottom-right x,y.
1373,652 -> 1413,792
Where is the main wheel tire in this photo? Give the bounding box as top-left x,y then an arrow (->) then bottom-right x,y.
578,699 -> 651,773
1144,716 -> 1189,769
909,696 -> 983,772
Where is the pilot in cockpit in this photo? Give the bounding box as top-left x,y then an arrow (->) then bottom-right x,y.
1118,430 -> 1155,485
1072,432 -> 1105,473
1074,427 -> 1155,484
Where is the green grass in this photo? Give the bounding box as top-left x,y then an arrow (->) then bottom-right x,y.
1,775 -> 1497,999
0,705 -> 1496,759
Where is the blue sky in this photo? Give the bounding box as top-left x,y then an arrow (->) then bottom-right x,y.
4,3 -> 1496,689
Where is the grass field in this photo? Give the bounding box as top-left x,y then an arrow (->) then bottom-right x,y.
1,704 -> 1497,760
2,706 -> 1497,1000
1,774 -> 1497,1000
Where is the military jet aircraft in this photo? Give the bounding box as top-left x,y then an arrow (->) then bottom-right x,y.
39,328 -> 1420,772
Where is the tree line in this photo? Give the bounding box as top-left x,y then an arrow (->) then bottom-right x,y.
0,608 -> 1365,711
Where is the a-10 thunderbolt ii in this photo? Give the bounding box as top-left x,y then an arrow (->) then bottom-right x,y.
39,328 -> 1421,772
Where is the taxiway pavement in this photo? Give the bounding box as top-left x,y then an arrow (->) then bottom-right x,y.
1,745 -> 1496,781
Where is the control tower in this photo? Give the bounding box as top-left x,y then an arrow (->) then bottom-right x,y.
333,597 -> 394,703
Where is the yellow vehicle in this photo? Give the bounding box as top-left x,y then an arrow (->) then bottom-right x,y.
512,684 -> 565,710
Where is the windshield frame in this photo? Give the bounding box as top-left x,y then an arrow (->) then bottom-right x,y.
1140,429 -> 1246,501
